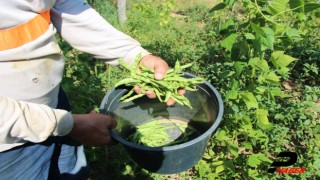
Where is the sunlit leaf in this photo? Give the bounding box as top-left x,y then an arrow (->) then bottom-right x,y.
215,130 -> 229,141
269,87 -> 282,97
256,109 -> 269,126
231,79 -> 240,90
244,141 -> 253,150
229,143 -> 239,157
265,71 -> 280,84
248,58 -> 270,72
259,27 -> 275,50
271,51 -> 298,69
215,165 -> 225,174
240,92 -> 259,110
226,90 -> 238,100
251,24 -> 275,50
247,154 -> 272,167
245,33 -> 255,40
221,33 -> 238,51
247,154 -> 261,167
266,0 -> 288,17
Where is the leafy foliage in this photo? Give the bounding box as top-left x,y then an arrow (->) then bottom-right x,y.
60,0 -> 320,179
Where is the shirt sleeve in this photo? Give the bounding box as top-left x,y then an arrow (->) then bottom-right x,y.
0,96 -> 74,144
50,0 -> 150,65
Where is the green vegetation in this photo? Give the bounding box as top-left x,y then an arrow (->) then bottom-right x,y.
60,0 -> 320,179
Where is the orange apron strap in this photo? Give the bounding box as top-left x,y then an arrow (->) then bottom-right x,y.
0,10 -> 51,51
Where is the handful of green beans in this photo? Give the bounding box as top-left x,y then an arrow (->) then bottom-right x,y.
127,119 -> 197,147
115,55 -> 205,109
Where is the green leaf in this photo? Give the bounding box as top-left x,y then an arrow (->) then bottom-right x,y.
285,27 -> 303,43
252,39 -> 263,55
202,153 -> 212,160
223,160 -> 236,172
247,154 -> 272,168
220,19 -> 234,32
211,161 -> 224,166
244,141 -> 253,150
218,71 -> 235,79
197,161 -> 206,177
266,0 -> 288,17
256,86 -> 267,94
258,27 -> 275,50
215,165 -> 225,174
275,114 -> 285,120
240,92 -> 259,110
226,90 -> 238,100
245,33 -> 255,40
277,67 -> 290,76
225,0 -> 235,7
247,154 -> 261,167
304,2 -> 320,13
251,23 -> 275,50
248,58 -> 270,72
231,105 -> 239,113
250,22 -> 266,37
209,3 -> 227,13
234,61 -> 247,75
231,79 -> 240,90
256,109 -> 270,126
285,27 -> 300,38
221,33 -> 238,51
248,130 -> 268,143
289,0 -> 304,12
269,87 -> 282,97
215,130 -> 229,141
231,41 -> 250,61
229,143 -> 239,157
271,51 -> 298,69
265,71 -> 280,84
248,169 -> 258,177
274,24 -> 286,36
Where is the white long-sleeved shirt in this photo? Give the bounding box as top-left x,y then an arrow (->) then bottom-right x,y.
0,0 -> 149,152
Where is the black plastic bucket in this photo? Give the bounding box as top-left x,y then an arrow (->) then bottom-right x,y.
100,72 -> 224,174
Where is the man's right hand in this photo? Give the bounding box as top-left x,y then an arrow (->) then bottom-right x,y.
68,111 -> 117,146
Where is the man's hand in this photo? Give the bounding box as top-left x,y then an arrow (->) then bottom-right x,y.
134,54 -> 186,106
68,110 -> 117,146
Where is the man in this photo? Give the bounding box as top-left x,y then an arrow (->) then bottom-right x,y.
0,0 -> 176,179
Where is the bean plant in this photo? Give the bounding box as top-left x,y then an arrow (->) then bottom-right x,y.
194,0 -> 320,179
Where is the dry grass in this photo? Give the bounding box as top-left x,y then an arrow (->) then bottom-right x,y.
174,0 -> 219,10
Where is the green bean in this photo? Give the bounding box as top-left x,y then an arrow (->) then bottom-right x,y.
115,78 -> 139,87
164,91 -> 171,102
120,89 -> 135,101
154,88 -> 164,102
121,93 -> 145,102
119,60 -> 131,71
